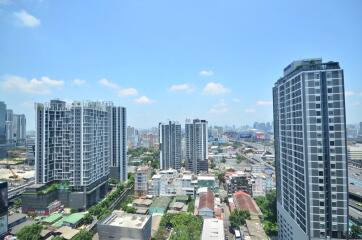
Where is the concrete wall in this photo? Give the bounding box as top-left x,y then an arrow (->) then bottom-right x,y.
97,217 -> 152,240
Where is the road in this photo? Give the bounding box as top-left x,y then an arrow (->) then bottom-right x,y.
223,202 -> 233,240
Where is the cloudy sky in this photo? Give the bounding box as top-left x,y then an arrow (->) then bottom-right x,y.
0,0 -> 361,130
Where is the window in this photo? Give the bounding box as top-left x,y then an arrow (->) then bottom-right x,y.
328,88 -> 332,93
330,141 -> 335,146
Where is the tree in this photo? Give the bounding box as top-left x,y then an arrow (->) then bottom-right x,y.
16,224 -> 42,240
73,230 -> 93,240
221,157 -> 226,163
14,198 -> 22,209
52,237 -> 64,240
83,213 -> 93,225
255,190 -> 278,236
70,208 -> 78,214
187,201 -> 195,213
229,210 -> 251,227
217,172 -> 225,185
350,225 -> 362,239
263,220 -> 278,236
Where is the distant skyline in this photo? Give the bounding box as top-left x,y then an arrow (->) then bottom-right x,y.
0,0 -> 361,130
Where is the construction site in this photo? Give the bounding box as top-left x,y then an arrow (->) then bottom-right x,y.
0,146 -> 35,196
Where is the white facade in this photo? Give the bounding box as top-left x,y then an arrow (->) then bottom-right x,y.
35,100 -> 127,187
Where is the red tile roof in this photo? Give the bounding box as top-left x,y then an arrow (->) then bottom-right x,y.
198,190 -> 214,210
233,191 -> 261,215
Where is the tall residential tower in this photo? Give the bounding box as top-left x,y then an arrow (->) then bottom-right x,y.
159,121 -> 181,170
273,59 -> 348,239
34,100 -> 127,208
185,119 -> 208,174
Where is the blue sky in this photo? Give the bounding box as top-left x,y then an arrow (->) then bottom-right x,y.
0,0 -> 361,130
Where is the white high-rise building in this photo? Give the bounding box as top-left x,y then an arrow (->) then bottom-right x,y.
273,59 -> 348,239
185,119 -> 208,174
35,100 -> 127,206
159,121 -> 181,170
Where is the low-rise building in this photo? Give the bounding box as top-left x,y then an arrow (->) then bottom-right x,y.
201,218 -> 224,240
135,166 -> 150,197
197,189 -> 214,219
233,191 -> 262,216
97,211 -> 152,240
149,197 -> 171,215
197,176 -> 217,193
226,171 -> 251,195
348,144 -> 362,168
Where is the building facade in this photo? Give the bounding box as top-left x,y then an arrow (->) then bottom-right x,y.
110,107 -> 127,181
134,166 -> 150,197
34,100 -> 127,208
185,119 -> 208,174
273,59 -> 348,239
0,102 -> 6,144
159,121 -> 181,170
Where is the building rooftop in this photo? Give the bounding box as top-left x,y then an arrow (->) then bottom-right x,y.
150,196 -> 171,209
56,226 -> 80,240
133,198 -> 153,206
52,212 -> 85,227
102,211 -> 151,229
201,218 -> 224,240
42,213 -> 63,224
233,191 -> 261,215
198,190 -> 214,210
198,176 -> 215,181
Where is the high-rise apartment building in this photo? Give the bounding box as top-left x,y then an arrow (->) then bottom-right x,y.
34,100 -> 127,208
110,107 -> 127,181
185,119 -> 208,174
5,109 -> 13,143
273,59 -> 348,239
12,114 -> 26,144
159,121 -> 181,170
0,102 -> 6,144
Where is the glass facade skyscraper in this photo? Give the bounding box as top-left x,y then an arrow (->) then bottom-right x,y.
273,59 -> 348,239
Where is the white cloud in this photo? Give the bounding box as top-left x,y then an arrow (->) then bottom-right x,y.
202,82 -> 230,95
1,75 -> 64,94
72,79 -> 86,86
134,96 -> 154,105
233,98 -> 241,103
169,83 -> 194,93
99,78 -> 119,89
209,100 -> 228,113
244,108 -> 256,113
199,69 -> 214,76
118,88 -> 138,96
99,78 -> 139,97
14,10 -> 41,28
256,100 -> 273,106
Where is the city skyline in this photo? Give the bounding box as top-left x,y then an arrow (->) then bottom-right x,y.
0,1 -> 362,129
